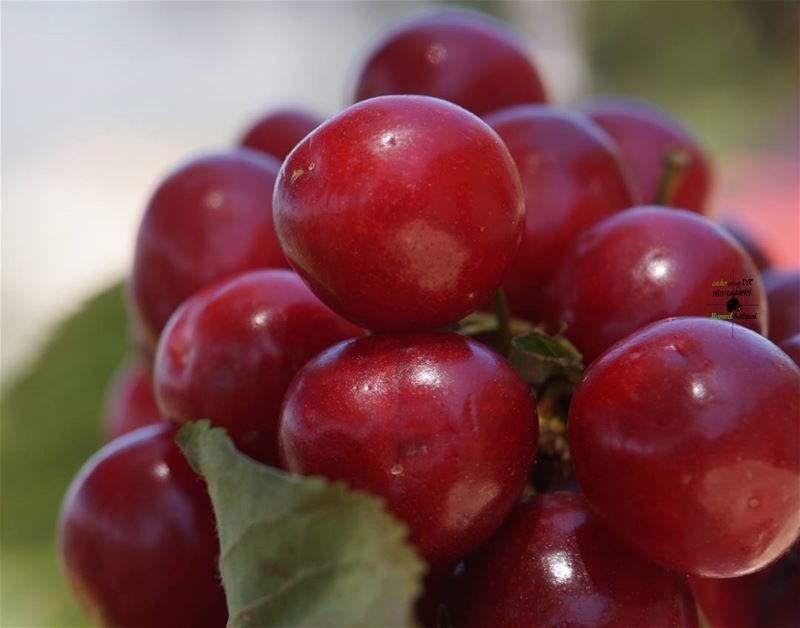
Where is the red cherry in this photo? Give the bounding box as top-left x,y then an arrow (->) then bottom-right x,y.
569,317 -> 800,577
273,95 -> 524,331
758,547 -> 800,628
484,105 -> 635,322
584,98 -> 711,212
689,573 -> 754,628
103,359 -> 164,442
59,424 -> 227,628
353,8 -> 547,117
278,332 -> 537,565
416,564 -> 450,628
723,222 -> 772,272
689,543 -> 800,628
451,493 -> 698,628
131,150 -> 288,352
544,206 -> 766,365
154,269 -> 363,464
239,108 -> 323,161
763,270 -> 800,342
780,334 -> 800,367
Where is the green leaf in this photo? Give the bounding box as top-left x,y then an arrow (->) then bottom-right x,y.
451,312 -> 534,340
178,421 -> 425,628
510,330 -> 584,387
1,281 -> 130,626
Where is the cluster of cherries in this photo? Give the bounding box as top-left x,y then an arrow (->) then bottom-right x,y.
58,8 -> 799,628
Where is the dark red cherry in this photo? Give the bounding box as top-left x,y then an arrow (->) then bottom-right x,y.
723,222 -> 772,271
416,564 -> 451,628
780,333 -> 800,367
451,493 -> 698,628
689,543 -> 800,628
569,317 -> 800,577
59,424 -> 227,628
484,105 -> 635,322
544,206 -> 766,365
353,8 -> 547,117
131,150 -> 288,352
273,95 -> 524,332
154,269 -> 363,464
689,573 -> 754,628
103,359 -> 164,442
239,108 -> 323,161
760,548 -> 800,628
763,270 -> 800,342
584,98 -> 711,212
278,332 -> 537,565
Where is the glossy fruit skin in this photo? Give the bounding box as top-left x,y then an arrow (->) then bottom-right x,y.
353,8 -> 547,117
688,543 -> 800,628
154,269 -> 363,464
59,423 -> 227,628
584,98 -> 711,212
780,333 -> 800,367
240,108 -> 323,161
485,106 -> 635,322
131,150 -> 288,352
278,332 -> 537,565
544,206 -> 766,365
103,359 -> 164,442
723,222 -> 771,271
569,317 -> 800,577
273,95 -> 525,331
451,493 -> 698,628
763,270 -> 800,342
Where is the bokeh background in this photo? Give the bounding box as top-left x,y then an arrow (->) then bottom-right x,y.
2,1 -> 798,625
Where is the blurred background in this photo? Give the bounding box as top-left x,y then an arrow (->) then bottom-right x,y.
1,1 -> 798,625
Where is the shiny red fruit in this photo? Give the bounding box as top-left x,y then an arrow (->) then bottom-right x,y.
278,332 -> 537,565
569,317 -> 800,577
689,544 -> 800,628
154,269 -> 363,464
273,95 -> 524,331
451,493 -> 698,628
239,108 -> 323,161
780,334 -> 800,367
353,8 -> 547,117
485,105 -> 635,322
544,206 -> 766,365
59,424 -> 227,628
723,222 -> 772,272
131,150 -> 288,352
763,270 -> 800,342
103,359 -> 164,442
584,98 -> 711,212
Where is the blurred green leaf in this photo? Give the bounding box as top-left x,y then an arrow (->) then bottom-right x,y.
510,330 -> 584,387
178,421 -> 425,628
583,0 -> 799,154
1,281 -> 129,626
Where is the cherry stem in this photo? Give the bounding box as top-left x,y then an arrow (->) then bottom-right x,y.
656,148 -> 692,206
492,288 -> 512,357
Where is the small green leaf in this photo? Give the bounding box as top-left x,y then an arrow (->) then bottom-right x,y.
510,330 -> 584,387
451,312 -> 534,340
178,422 -> 425,628
1,281 -> 130,626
